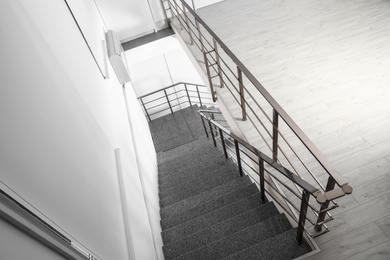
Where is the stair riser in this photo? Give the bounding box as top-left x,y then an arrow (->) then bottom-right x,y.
162,203 -> 280,259
162,193 -> 265,244
160,176 -> 252,219
159,168 -> 239,201
161,184 -> 259,230
175,214 -> 292,260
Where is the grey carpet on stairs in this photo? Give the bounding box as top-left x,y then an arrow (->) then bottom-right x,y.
150,105 -> 312,260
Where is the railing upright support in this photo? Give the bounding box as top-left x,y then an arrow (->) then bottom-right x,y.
184,83 -> 192,106
315,176 -> 336,231
204,51 -> 216,102
196,85 -> 203,107
234,140 -> 243,177
237,67 -> 247,121
140,98 -> 151,121
173,0 -> 182,30
161,0 -> 175,21
213,39 -> 224,88
219,129 -> 228,159
297,190 -> 310,245
182,3 -> 194,45
259,158 -> 266,202
272,109 -> 279,162
164,89 -> 174,114
200,116 -> 209,137
195,19 -> 204,52
209,120 -> 217,147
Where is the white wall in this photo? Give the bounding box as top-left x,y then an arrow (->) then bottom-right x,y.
0,0 -> 160,259
94,0 -> 166,42
126,36 -> 204,97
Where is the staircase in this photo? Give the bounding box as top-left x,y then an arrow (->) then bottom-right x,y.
150,105 -> 312,260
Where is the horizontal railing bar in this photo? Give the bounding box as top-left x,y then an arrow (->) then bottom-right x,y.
199,112 -> 319,195
138,82 -> 204,99
148,108 -> 172,117
143,102 -> 169,111
220,139 -> 321,226
142,96 -> 169,106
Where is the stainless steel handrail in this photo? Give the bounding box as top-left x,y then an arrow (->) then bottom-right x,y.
164,0 -> 352,232
138,82 -> 214,121
169,0 -> 350,190
198,111 -> 320,243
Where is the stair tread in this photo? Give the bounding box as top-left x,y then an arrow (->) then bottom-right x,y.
175,214 -> 292,260
150,107 -> 197,153
160,170 -> 240,208
221,228 -> 312,260
159,167 -> 239,200
159,158 -> 237,191
157,135 -> 217,166
160,176 -> 251,219
162,192 -> 266,244
161,183 -> 259,230
163,202 -> 279,259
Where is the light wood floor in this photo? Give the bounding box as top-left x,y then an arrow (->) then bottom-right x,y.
184,0 -> 390,259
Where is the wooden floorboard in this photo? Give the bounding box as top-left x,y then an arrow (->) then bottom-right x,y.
191,0 -> 390,258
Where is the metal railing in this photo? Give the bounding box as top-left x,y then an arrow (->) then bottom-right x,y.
200,110 -> 319,243
161,0 -> 353,235
138,82 -> 213,121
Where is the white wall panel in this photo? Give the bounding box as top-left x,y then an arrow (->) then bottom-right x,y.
95,0 -> 156,42
0,0 -> 159,259
126,36 -> 204,98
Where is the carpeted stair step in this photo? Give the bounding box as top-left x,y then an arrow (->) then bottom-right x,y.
156,131 -> 216,166
160,176 -> 251,219
161,192 -> 267,244
161,183 -> 259,231
157,138 -> 229,175
158,157 -> 237,190
158,160 -> 237,193
181,105 -> 205,139
175,213 -> 292,260
150,108 -> 196,153
160,170 -> 240,208
222,228 -> 312,260
162,202 -> 279,259
159,166 -> 239,200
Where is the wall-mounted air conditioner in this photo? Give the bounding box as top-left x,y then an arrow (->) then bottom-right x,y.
106,30 -> 131,84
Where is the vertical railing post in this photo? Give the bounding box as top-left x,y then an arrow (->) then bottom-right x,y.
173,0 -> 182,30
237,67 -> 247,121
204,51 -> 216,102
139,98 -> 151,122
182,3 -> 194,45
195,19 -> 204,52
272,109 -> 279,162
196,85 -> 203,107
259,158 -> 266,202
315,176 -> 336,231
235,140 -> 243,177
167,0 -> 175,20
200,116 -> 209,137
297,190 -> 310,245
184,83 -> 192,106
208,120 -> 217,147
164,89 -> 174,114
213,39 -> 224,88
219,129 -> 228,159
